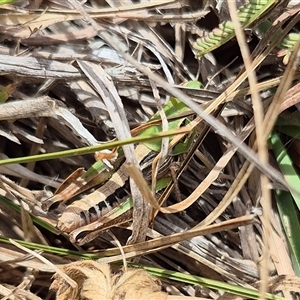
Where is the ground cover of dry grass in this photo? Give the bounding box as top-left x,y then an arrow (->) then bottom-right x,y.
0,0 -> 300,299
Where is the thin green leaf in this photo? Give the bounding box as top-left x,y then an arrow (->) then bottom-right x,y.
0,0 -> 16,4
129,264 -> 286,300
142,80 -> 202,152
0,127 -> 190,166
269,131 -> 300,210
270,131 -> 300,274
274,190 -> 300,276
0,195 -> 59,234
0,84 -> 17,103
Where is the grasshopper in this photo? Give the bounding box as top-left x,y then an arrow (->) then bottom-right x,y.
43,81 -> 212,244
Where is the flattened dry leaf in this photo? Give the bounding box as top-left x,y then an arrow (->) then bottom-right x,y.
0,97 -> 55,121
268,275 -> 300,294
0,121 -> 20,144
0,54 -> 81,79
51,261 -> 167,300
252,275 -> 300,294
0,1 -> 177,39
112,268 -> 167,300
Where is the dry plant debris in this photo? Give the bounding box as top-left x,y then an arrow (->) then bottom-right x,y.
51,260 -> 167,300
0,0 -> 299,299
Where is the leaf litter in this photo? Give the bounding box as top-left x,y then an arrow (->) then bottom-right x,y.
0,0 -> 299,299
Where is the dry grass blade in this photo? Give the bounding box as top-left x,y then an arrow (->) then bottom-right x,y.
0,0 -> 177,38
0,98 -> 55,120
227,1 -> 271,297
0,55 -> 82,79
77,60 -> 149,244
76,213 -> 255,250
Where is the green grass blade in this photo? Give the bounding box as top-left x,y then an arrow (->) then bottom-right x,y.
0,127 -> 189,166
274,190 -> 300,275
129,264 -> 286,300
270,131 -> 300,274
0,195 -> 59,234
269,131 -> 300,210
0,236 -> 93,259
0,0 -> 16,4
